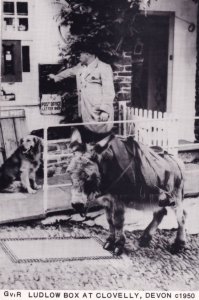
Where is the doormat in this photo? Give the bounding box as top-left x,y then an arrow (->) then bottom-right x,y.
0,237 -> 119,263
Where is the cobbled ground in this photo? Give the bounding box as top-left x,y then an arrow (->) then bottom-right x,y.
0,219 -> 198,290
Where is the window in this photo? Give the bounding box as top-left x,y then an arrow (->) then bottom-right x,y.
17,2 -> 28,15
3,1 -> 29,32
3,2 -> 14,15
4,17 -> 15,31
18,18 -> 28,31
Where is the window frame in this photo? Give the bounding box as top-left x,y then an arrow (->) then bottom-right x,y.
3,0 -> 29,32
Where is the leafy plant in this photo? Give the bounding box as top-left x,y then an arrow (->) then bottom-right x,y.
58,0 -> 144,64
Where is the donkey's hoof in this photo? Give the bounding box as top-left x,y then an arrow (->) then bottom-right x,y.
170,240 -> 186,254
113,237 -> 125,256
103,236 -> 115,251
139,234 -> 152,247
103,241 -> 115,251
113,246 -> 123,256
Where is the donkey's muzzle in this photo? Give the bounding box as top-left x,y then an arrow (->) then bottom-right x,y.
72,203 -> 86,216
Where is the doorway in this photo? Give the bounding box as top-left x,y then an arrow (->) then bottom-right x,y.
131,13 -> 174,112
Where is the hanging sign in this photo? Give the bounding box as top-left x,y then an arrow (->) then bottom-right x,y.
40,94 -> 62,115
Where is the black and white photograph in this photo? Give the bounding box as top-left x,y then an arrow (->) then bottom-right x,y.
0,0 -> 199,293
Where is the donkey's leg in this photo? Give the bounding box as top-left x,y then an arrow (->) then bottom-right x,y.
113,196 -> 125,255
99,194 -> 115,251
139,207 -> 167,247
103,204 -> 115,251
171,191 -> 186,254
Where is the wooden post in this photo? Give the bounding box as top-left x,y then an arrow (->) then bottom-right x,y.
43,126 -> 48,213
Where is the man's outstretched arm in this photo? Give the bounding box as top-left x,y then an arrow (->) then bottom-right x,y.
48,64 -> 80,82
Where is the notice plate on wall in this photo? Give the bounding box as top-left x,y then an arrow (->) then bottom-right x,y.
40,94 -> 62,115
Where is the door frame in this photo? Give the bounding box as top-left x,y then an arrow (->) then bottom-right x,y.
166,12 -> 175,113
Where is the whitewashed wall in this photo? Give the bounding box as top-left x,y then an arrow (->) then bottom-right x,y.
1,0 -> 197,139
1,0 -> 63,132
34,0 -> 63,64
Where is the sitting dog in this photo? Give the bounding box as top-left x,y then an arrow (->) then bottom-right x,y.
0,135 -> 43,194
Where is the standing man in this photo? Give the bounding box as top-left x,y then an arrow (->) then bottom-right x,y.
48,44 -> 115,142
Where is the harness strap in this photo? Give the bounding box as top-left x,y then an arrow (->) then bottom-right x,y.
98,160 -> 135,197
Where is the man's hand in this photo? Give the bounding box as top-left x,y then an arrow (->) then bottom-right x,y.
99,112 -> 109,122
47,74 -> 56,81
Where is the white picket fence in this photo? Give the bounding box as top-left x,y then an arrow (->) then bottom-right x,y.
118,101 -> 179,154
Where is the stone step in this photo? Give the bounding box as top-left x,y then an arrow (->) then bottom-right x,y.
184,163 -> 199,196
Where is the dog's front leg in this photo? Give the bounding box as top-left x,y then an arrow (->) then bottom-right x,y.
29,170 -> 41,190
20,162 -> 36,194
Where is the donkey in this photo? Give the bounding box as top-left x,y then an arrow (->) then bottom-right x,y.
67,128 -> 186,255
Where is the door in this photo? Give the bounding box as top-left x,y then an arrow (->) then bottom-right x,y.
131,13 -> 174,112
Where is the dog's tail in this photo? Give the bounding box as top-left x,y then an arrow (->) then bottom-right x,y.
0,180 -> 21,193
0,168 -> 12,191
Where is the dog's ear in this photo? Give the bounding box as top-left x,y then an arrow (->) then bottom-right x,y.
20,138 -> 24,145
32,135 -> 40,144
32,136 -> 38,151
32,136 -> 43,152
38,137 -> 44,152
34,136 -> 42,145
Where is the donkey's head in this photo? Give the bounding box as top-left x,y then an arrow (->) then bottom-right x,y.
67,128 -> 105,215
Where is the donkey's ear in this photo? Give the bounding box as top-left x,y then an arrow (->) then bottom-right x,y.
69,127 -> 85,152
94,134 -> 114,154
70,127 -> 82,143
